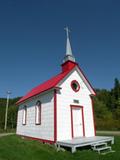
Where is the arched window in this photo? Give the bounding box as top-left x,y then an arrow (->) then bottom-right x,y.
22,105 -> 27,125
35,101 -> 41,125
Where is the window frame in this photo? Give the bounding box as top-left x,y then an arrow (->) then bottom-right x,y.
22,105 -> 27,125
71,80 -> 80,92
35,101 -> 41,125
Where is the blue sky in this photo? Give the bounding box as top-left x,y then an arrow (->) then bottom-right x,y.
0,0 -> 120,98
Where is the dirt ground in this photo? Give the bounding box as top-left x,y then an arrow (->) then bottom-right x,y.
97,130 -> 120,136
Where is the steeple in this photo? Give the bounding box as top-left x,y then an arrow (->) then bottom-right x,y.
63,27 -> 75,63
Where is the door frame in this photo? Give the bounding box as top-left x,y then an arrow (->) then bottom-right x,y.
70,105 -> 85,138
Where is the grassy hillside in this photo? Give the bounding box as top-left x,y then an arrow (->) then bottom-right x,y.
0,135 -> 120,160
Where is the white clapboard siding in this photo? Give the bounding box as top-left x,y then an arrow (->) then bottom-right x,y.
57,68 -> 95,141
16,91 -> 54,141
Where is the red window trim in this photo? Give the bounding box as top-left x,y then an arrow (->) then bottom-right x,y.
71,80 -> 80,92
35,101 -> 41,125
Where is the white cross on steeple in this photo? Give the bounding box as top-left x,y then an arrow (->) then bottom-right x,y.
64,27 -> 70,39
64,27 -> 72,56
63,27 -> 75,62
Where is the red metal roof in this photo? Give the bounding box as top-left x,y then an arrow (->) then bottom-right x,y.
17,62 -> 76,104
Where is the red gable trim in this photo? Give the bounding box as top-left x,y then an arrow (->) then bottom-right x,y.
77,64 -> 96,96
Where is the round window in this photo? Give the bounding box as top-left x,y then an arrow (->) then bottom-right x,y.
71,80 -> 80,92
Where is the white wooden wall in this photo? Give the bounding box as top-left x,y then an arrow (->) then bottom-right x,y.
57,68 -> 95,141
16,91 -> 54,141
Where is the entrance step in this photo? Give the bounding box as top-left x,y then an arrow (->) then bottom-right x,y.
91,142 -> 107,150
91,142 -> 114,154
94,146 -> 111,154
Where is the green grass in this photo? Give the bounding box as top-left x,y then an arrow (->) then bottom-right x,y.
0,135 -> 120,160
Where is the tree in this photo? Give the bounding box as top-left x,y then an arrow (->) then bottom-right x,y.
0,97 -> 21,129
111,78 -> 120,109
96,89 -> 111,110
93,97 -> 114,130
114,78 -> 120,100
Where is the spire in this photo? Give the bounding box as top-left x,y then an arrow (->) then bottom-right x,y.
63,27 -> 75,63
65,27 -> 72,55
